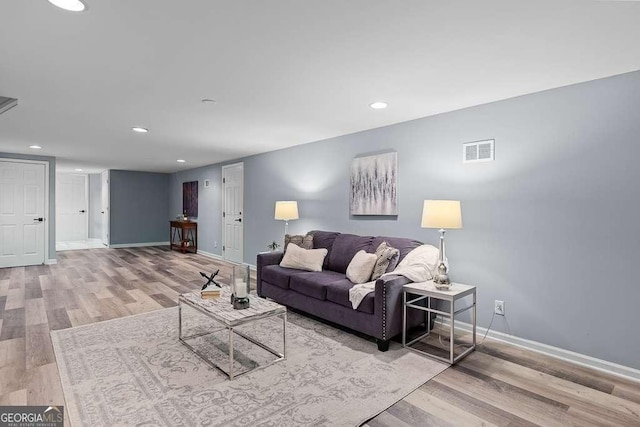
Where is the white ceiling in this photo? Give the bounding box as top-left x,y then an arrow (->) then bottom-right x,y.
0,0 -> 639,173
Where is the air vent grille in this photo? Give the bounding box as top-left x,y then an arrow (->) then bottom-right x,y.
463,139 -> 494,163
0,96 -> 18,116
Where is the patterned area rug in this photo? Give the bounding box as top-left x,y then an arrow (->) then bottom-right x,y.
51,306 -> 447,426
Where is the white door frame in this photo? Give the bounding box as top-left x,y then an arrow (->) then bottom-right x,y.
221,162 -> 244,263
56,172 -> 89,243
0,157 -> 51,264
101,170 -> 109,247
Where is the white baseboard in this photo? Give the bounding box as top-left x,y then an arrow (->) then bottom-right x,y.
45,259 -> 57,265
109,241 -> 170,249
197,250 -> 223,260
440,318 -> 640,383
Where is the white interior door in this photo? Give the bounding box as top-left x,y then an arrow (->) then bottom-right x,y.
223,163 -> 243,263
101,170 -> 109,246
0,160 -> 46,268
56,173 -> 88,242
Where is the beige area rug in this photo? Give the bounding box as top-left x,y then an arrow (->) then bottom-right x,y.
51,306 -> 447,426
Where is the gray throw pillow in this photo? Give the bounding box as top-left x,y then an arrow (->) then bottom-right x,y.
371,241 -> 400,280
284,233 -> 314,251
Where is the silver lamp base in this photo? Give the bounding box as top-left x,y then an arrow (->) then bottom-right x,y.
434,229 -> 452,290
433,261 -> 451,290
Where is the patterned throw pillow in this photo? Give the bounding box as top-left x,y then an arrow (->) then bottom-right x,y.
284,233 -> 314,251
371,241 -> 400,281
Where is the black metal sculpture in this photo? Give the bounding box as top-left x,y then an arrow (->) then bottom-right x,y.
200,270 -> 221,290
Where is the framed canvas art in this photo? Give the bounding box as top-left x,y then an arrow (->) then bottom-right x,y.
350,152 -> 398,215
183,181 -> 198,218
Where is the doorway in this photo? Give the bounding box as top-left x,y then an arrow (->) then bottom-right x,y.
56,173 -> 88,246
101,170 -> 109,246
222,162 -> 243,263
0,159 -> 47,268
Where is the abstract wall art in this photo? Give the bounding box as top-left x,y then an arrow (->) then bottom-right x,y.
350,152 -> 398,215
183,181 -> 198,218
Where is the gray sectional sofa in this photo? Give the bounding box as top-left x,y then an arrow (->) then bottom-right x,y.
257,230 -> 427,351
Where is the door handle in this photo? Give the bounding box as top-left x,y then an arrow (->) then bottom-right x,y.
101,211 -> 104,214
33,218 -> 44,222
234,218 -> 242,222
79,210 -> 86,213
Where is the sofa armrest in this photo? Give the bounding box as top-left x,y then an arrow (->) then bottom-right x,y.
256,251 -> 284,296
374,274 -> 412,341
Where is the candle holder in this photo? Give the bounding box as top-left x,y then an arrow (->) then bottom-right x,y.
231,264 -> 250,310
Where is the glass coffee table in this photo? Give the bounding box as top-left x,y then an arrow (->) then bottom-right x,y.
179,288 -> 286,380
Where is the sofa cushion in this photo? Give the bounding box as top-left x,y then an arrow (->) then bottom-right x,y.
327,234 -> 374,274
289,270 -> 345,300
261,265 -> 303,290
326,279 -> 375,314
369,236 -> 422,269
280,244 -> 328,272
309,230 -> 341,269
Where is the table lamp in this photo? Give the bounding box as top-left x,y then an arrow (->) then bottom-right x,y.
421,200 -> 462,289
274,201 -> 299,236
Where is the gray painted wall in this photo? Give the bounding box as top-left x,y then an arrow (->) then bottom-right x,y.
170,71 -> 640,370
88,173 -> 102,239
0,152 -> 56,261
109,170 -> 169,245
169,166 -> 222,255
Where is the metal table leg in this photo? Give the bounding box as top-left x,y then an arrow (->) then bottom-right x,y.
450,299 -> 455,364
229,327 -> 234,380
402,290 -> 407,347
283,312 -> 287,358
473,291 -> 477,348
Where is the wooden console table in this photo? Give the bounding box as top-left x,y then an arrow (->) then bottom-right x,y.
170,220 -> 198,254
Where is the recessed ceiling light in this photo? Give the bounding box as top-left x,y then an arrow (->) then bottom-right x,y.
75,168 -> 83,172
29,145 -> 42,149
48,0 -> 85,12
370,102 -> 388,109
177,159 -> 186,163
201,99 -> 217,104
132,127 -> 149,133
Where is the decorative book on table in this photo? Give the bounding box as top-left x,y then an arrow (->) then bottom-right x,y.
201,285 -> 221,299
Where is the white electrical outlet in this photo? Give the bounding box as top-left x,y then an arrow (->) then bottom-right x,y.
214,241 -> 218,248
495,300 -> 505,316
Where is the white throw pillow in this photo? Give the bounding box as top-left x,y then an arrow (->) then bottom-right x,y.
346,250 -> 378,284
280,243 -> 328,272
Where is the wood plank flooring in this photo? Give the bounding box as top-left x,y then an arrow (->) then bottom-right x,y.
367,328 -> 640,426
0,246 -> 237,416
1,246 -> 639,426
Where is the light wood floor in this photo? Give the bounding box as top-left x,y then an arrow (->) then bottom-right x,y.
1,247 -> 639,427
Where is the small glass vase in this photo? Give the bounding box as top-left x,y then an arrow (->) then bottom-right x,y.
231,264 -> 250,309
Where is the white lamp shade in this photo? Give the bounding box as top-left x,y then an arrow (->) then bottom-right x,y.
274,201 -> 299,221
421,200 -> 462,229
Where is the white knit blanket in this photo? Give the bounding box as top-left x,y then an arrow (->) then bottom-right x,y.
348,244 -> 441,309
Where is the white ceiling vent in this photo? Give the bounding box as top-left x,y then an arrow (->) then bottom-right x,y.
0,97 -> 18,116
463,139 -> 494,163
